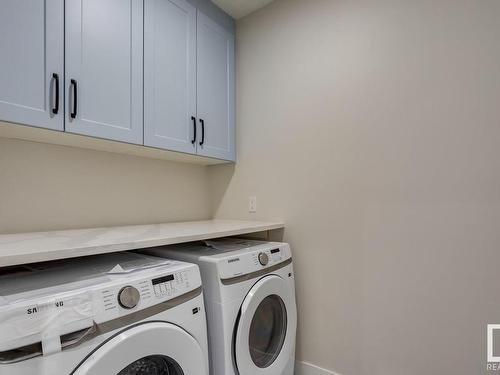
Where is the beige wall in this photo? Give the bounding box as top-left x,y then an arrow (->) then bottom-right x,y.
0,138 -> 211,233
209,0 -> 500,374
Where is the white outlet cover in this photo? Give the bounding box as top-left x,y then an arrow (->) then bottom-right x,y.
248,196 -> 257,213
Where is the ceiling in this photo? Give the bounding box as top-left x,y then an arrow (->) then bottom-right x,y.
212,0 -> 275,19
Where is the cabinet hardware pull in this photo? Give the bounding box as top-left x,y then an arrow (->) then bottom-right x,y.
191,116 -> 197,144
70,79 -> 77,119
52,73 -> 59,115
199,119 -> 205,146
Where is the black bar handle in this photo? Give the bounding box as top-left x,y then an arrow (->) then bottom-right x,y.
191,116 -> 197,144
199,119 -> 205,146
70,79 -> 77,119
52,73 -> 59,114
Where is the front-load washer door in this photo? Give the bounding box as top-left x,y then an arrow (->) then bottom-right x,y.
234,275 -> 297,375
71,321 -> 207,375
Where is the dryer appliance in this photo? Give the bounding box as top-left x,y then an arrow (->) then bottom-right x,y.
0,252 -> 209,375
141,239 -> 297,375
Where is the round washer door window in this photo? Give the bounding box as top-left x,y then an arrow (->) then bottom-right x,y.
249,294 -> 287,368
118,355 -> 184,375
234,275 -> 297,375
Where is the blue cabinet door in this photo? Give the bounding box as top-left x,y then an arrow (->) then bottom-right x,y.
0,0 -> 64,131
196,11 -> 235,161
65,0 -> 144,144
144,0 -> 197,154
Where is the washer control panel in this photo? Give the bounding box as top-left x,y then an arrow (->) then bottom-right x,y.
96,262 -> 200,323
251,247 -> 286,268
151,270 -> 190,298
218,242 -> 292,280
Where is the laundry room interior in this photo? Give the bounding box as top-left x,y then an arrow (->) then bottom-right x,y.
1,0 -> 500,374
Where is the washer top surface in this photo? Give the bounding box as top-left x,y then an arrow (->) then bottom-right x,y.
0,252 -> 202,353
149,238 -> 285,259
0,252 -> 183,304
143,239 -> 293,281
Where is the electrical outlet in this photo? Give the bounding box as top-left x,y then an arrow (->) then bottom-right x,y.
248,196 -> 257,213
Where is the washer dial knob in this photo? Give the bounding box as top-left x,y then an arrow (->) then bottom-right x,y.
258,252 -> 269,266
118,286 -> 140,309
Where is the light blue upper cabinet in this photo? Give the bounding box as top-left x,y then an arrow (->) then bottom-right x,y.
196,11 -> 236,161
0,0 -> 64,131
0,0 -> 235,162
144,0 -> 197,154
65,0 -> 144,144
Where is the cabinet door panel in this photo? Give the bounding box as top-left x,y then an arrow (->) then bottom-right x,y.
65,0 -> 143,144
0,0 -> 63,130
144,0 -> 196,153
196,12 -> 235,161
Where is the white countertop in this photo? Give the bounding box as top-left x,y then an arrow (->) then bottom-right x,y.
0,220 -> 284,267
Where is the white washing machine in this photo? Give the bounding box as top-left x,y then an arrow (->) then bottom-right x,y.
0,252 -> 209,375
140,239 -> 297,375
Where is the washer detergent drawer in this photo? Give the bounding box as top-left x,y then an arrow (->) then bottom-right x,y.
0,291 -> 95,361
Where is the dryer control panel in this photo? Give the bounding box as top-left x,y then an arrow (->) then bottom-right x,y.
217,242 -> 292,280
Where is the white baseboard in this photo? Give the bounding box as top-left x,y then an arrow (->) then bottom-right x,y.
295,360 -> 342,375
